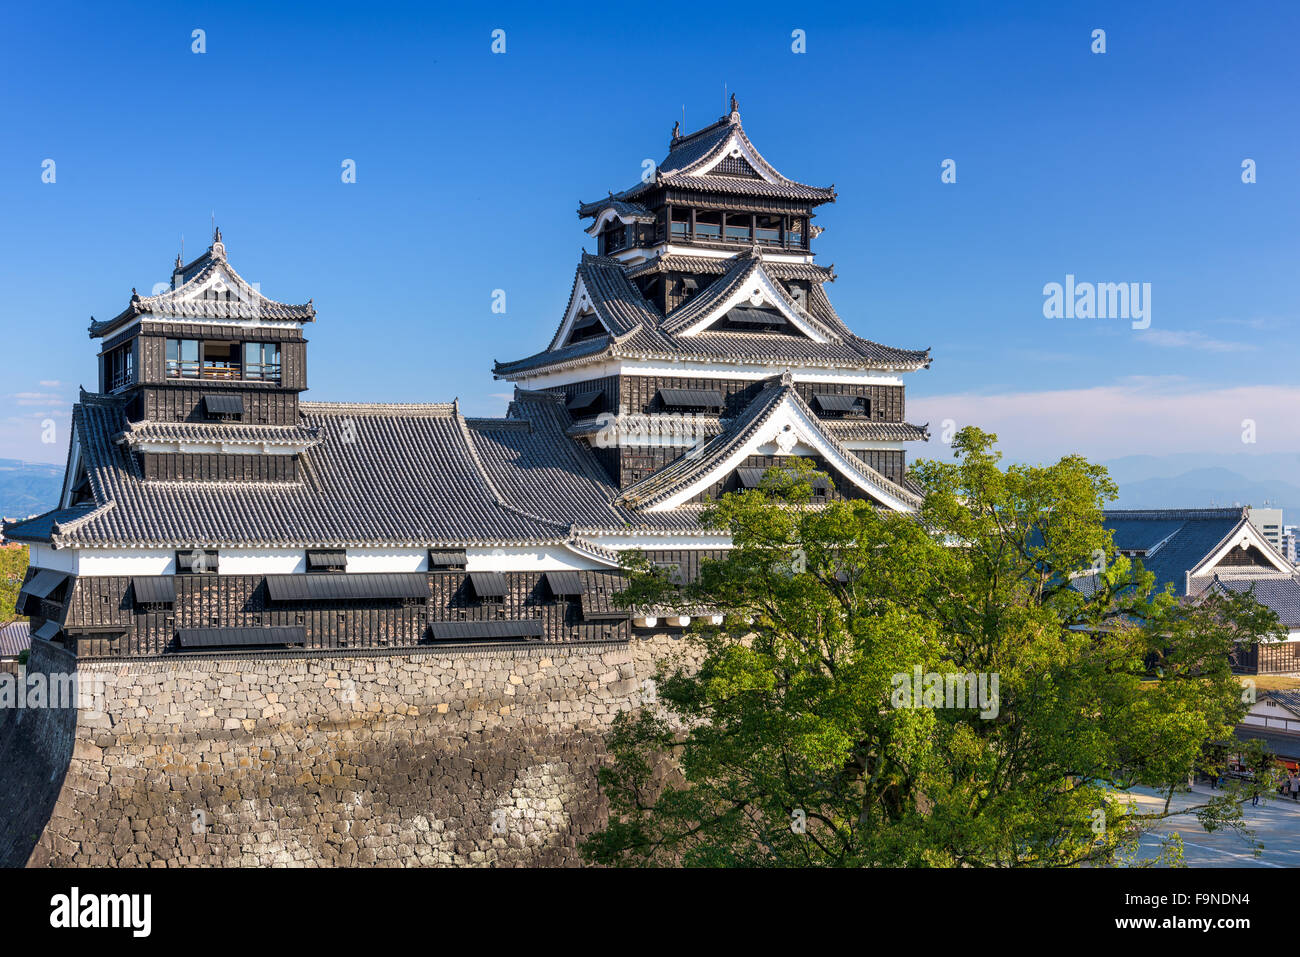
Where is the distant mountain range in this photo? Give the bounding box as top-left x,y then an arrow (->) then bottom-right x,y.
1103,452 -> 1300,522
0,458 -> 63,522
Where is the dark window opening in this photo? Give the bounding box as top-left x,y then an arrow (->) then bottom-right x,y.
105,342 -> 135,392
788,217 -> 806,248
568,311 -> 606,343
814,394 -> 870,417
602,224 -> 626,255
670,207 -> 691,238
203,394 -> 244,421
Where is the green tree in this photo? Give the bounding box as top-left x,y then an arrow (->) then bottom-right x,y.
0,544 -> 28,622
585,428 -> 1284,867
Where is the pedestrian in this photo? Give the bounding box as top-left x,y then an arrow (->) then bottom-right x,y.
1290,773 -> 1299,802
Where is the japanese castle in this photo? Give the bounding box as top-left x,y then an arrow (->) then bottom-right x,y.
7,97 -> 933,658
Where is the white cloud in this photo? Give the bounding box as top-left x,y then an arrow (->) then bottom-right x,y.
1136,329 -> 1255,352
10,392 -> 64,406
910,379 -> 1300,462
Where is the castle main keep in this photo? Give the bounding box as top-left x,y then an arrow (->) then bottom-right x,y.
0,99 -> 931,866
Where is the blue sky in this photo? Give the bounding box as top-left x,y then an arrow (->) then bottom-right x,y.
2,0 -> 1298,469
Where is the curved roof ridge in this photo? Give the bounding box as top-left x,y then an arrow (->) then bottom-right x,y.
90,244 -> 315,337
299,401 -> 457,416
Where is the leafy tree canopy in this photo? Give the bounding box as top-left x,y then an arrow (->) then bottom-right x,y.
585,428 -> 1285,867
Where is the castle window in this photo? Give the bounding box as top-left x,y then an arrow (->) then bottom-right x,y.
755,215 -> 782,246
814,394 -> 869,417
468,571 -> 508,603
243,342 -> 281,382
658,388 -> 724,412
201,340 -> 241,379
693,210 -> 721,240
670,207 -> 691,238
602,223 -> 626,255
166,338 -> 200,378
105,342 -> 135,392
176,549 -> 219,574
306,549 -> 347,573
203,394 -> 244,420
428,550 -> 468,570
132,576 -> 176,607
724,212 -> 752,243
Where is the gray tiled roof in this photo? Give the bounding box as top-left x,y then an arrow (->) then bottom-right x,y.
624,255 -> 835,283
578,111 -> 835,215
554,253 -> 664,345
118,420 -> 323,448
1210,577 -> 1300,627
465,392 -> 639,530
89,240 -> 315,338
583,200 -> 656,224
3,384 -> 721,550
657,253 -> 840,340
1101,508 -> 1249,597
7,393 -> 567,548
822,421 -> 931,443
1233,725 -> 1300,761
614,378 -> 921,511
0,620 -> 30,658
1077,509 -> 1255,599
497,253 -> 930,378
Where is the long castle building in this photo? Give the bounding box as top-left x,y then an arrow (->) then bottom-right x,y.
7,97 -> 932,660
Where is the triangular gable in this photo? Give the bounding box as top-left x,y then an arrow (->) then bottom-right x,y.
617,380 -> 919,514
549,272 -> 613,349
661,257 -> 833,342
1188,517 -> 1295,582
547,256 -> 660,351
689,129 -> 784,184
58,416 -> 90,509
145,260 -> 276,321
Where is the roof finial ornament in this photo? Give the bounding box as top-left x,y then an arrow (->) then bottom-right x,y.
671,120 -> 680,142
729,92 -> 739,115
210,225 -> 226,261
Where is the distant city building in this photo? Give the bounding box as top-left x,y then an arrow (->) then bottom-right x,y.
1249,506 -> 1283,550
1283,525 -> 1298,564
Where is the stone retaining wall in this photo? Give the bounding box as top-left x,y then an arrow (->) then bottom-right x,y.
0,633 -> 690,867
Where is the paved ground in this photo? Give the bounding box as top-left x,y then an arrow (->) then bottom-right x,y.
1119,784 -> 1300,867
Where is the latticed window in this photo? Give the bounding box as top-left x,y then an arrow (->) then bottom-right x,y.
106,342 -> 134,391
602,224 -> 625,255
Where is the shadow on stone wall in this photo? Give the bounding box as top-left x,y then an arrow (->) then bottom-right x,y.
0,640 -> 78,867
